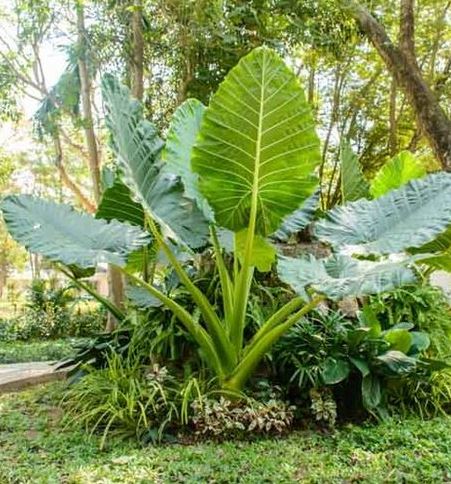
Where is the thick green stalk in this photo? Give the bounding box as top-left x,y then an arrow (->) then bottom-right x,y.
211,226 -> 234,330
123,270 -> 225,379
146,217 -> 236,370
225,296 -> 324,392
243,296 -> 305,357
229,56 -> 266,350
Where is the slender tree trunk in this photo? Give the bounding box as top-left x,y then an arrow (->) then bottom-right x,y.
343,0 -> 451,170
131,0 -> 144,100
76,2 -> 102,203
52,132 -> 96,213
389,76 -> 398,156
77,3 -> 124,331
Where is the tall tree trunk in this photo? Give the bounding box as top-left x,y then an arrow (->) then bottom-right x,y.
76,2 -> 102,203
52,132 -> 96,213
389,78 -> 398,156
77,3 -> 124,331
343,0 -> 451,170
131,0 -> 144,100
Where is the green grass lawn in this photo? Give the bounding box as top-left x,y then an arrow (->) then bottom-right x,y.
0,338 -> 86,364
0,383 -> 450,483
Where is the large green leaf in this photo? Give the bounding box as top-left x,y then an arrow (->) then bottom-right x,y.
1,195 -> 149,268
192,47 -> 320,236
321,358 -> 351,384
102,75 -> 209,248
272,191 -> 319,241
370,151 -> 426,198
361,374 -> 381,409
316,173 -> 451,255
162,99 -> 212,220
96,178 -> 145,227
340,141 -> 369,202
409,226 -> 451,272
277,254 -> 416,300
376,350 -> 417,375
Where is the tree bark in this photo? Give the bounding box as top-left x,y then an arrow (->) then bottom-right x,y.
76,2 -> 102,203
52,133 -> 96,213
131,0 -> 144,100
343,1 -> 451,171
388,77 -> 398,156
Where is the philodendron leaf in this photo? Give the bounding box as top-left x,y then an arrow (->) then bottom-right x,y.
321,358 -> 350,384
370,151 -> 426,198
316,173 -> 451,255
340,141 -> 369,202
277,254 -> 416,300
192,47 -> 320,236
272,191 -> 319,241
162,99 -> 213,220
362,374 -> 381,409
376,350 -> 417,374
349,356 -> 370,377
383,328 -> 412,353
1,195 -> 149,268
102,75 -> 209,248
235,229 -> 276,272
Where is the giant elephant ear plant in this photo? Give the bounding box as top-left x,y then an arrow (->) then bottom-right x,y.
2,47 -> 451,394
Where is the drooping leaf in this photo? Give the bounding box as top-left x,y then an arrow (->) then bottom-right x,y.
383,328 -> 412,353
235,229 -> 276,272
272,191 -> 319,241
340,141 -> 369,202
162,99 -> 212,219
192,47 -> 320,236
1,195 -> 149,268
277,254 -> 416,300
376,350 -> 417,374
349,356 -> 370,377
96,178 -> 145,227
361,374 -> 381,409
321,358 -> 350,384
370,151 -> 426,198
102,75 -> 209,248
316,173 -> 451,255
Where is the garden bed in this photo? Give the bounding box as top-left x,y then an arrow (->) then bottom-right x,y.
0,382 -> 450,483
0,338 -> 88,364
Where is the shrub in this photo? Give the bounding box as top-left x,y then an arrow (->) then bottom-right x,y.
272,305 -> 447,419
190,397 -> 294,439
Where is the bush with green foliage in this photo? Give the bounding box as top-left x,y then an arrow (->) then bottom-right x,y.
0,280 -> 104,341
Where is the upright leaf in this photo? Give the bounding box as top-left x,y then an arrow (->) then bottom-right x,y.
102,75 -> 209,248
1,195 -> 149,268
192,47 -> 320,236
340,141 -> 369,202
277,254 -> 416,300
370,151 -> 426,198
316,173 -> 451,255
162,99 -> 212,219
